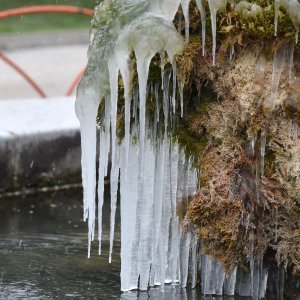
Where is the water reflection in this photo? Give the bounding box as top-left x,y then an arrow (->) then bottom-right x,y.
0,188 -> 298,299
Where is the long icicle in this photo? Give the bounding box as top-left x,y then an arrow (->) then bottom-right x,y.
195,0 -> 206,56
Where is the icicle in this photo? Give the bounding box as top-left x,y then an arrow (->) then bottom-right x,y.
207,0 -> 228,65
97,94 -> 111,255
160,134 -> 172,289
264,47 -> 286,112
150,141 -> 166,287
130,54 -> 153,287
137,138 -> 156,290
259,264 -> 268,299
224,267 -> 237,296
170,218 -> 181,284
180,231 -> 191,288
160,52 -> 166,91
120,59 -> 132,171
171,60 -> 177,114
251,259 -> 268,299
75,86 -> 101,258
256,53 -> 266,80
109,144 -> 120,263
180,0 -> 191,42
208,1 -> 217,66
108,60 -> 119,171
178,79 -> 184,118
260,128 -> 267,178
230,44 -> 235,60
248,134 -> 257,159
288,43 -> 295,84
170,143 -> 180,284
97,128 -> 110,255
195,0 -> 206,56
201,255 -> 225,295
190,238 -> 198,288
136,54 -> 152,154
163,71 -> 171,129
154,83 -> 160,123
120,140 -> 139,291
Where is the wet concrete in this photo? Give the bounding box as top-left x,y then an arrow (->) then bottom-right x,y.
0,97 -> 81,193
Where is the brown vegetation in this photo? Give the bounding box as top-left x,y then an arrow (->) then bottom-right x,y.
176,23 -> 300,273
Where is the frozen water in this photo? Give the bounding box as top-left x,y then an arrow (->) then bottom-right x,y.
181,0 -> 191,42
195,0 -> 206,56
278,0 -> 300,43
74,0 -> 293,295
208,0 -> 228,65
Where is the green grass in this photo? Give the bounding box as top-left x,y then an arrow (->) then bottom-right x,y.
0,0 -> 98,33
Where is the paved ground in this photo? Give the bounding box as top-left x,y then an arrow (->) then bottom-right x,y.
0,30 -> 89,51
0,45 -> 88,99
0,31 -> 89,99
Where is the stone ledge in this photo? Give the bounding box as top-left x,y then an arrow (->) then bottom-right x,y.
0,97 -> 81,193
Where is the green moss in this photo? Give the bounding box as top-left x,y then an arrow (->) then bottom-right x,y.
176,120 -> 209,159
264,148 -> 277,178
173,79 -> 219,160
185,0 -> 300,54
284,97 -> 300,124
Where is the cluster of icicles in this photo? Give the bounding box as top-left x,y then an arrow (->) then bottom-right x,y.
74,0 -> 298,296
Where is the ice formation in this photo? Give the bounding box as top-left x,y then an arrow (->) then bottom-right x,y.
75,0 -> 200,291
235,1 -> 263,18
207,0 -> 228,65
195,0 -> 206,56
75,0 -> 298,297
274,0 -> 300,42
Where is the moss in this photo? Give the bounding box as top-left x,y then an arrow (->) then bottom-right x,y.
187,193 -> 247,273
283,96 -> 300,123
264,148 -> 277,178
175,120 -> 208,160
176,30 -> 299,272
93,0 -> 300,275
173,79 -> 219,160
184,0 -> 299,43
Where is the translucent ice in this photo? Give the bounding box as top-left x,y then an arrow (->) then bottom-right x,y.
208,0 -> 228,65
195,0 -> 206,56
75,0 -> 274,295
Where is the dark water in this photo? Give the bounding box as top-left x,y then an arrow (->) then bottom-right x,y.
0,188 -> 298,299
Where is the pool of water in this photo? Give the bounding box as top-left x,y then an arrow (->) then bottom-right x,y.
0,188 -> 298,299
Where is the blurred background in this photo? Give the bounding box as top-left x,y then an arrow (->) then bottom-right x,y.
0,0 -> 96,194
0,3 -> 124,299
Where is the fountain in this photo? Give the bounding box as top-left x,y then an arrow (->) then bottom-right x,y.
75,0 -> 300,298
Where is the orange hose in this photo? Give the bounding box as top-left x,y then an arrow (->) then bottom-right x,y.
66,67 -> 86,96
0,52 -> 47,98
0,5 -> 93,19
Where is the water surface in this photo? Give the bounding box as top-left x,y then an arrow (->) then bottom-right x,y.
0,188 -> 297,299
